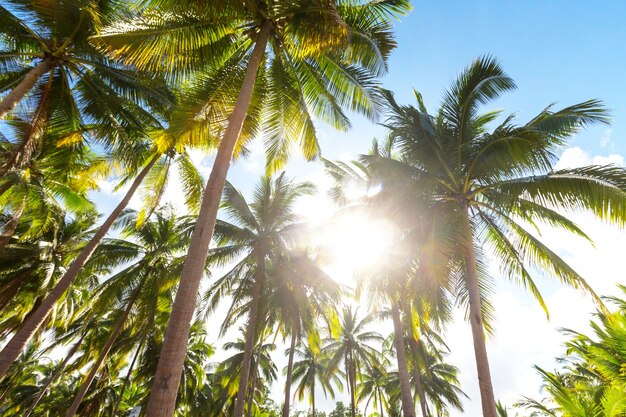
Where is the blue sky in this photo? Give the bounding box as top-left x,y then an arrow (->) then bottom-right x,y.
94,2 -> 626,415
223,0 -> 626,193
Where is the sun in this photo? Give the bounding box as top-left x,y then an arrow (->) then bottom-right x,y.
294,180 -> 399,286
326,214 -> 396,270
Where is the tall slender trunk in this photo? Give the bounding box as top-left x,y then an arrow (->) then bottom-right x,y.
145,21 -> 273,417
311,377 -> 316,417
345,353 -> 353,417
349,352 -> 357,417
379,388 -> 384,417
0,197 -> 26,247
412,365 -> 427,417
246,352 -> 259,417
110,340 -> 144,417
0,57 -> 55,119
0,154 -> 159,380
24,332 -> 86,417
233,259 -> 265,417
408,338 -> 428,417
65,287 -> 140,417
461,202 -> 497,417
391,302 -> 416,417
0,68 -> 54,178
283,323 -> 299,417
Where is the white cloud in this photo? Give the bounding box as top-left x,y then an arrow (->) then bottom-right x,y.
555,146 -> 624,169
593,153 -> 624,166
600,128 -> 613,148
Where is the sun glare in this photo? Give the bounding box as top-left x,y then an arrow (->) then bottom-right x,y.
327,215 -> 396,271
294,177 -> 399,287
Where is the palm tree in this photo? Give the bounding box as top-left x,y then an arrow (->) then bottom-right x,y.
99,3 -> 410,414
323,157 -> 418,417
371,56 -> 626,417
519,287 -> 626,417
0,121 -> 106,246
0,0 -> 170,124
61,208 -> 198,416
357,362 -> 393,417
292,340 -> 342,417
205,173 -> 318,417
406,334 -> 466,417
0,137 -> 206,379
325,306 -> 383,417
218,334 -> 278,416
0,212 -> 100,339
267,248 -> 342,417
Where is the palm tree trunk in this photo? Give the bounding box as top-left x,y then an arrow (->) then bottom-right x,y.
379,389 -> 384,417
312,377 -> 316,417
408,338 -> 428,417
246,353 -> 259,417
65,287 -> 140,417
461,202 -> 497,417
345,353 -> 353,417
283,322 -> 299,417
233,259 -> 265,417
0,197 -> 26,247
412,366 -> 427,417
24,332 -> 86,417
0,154 -> 159,381
145,21 -> 273,417
110,340 -> 144,417
0,56 -> 55,119
349,352 -> 357,417
391,301 -> 416,417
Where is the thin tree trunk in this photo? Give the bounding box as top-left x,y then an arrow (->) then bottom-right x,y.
349,352 -> 356,417
0,57 -> 55,119
110,340 -> 144,417
0,197 -> 26,247
379,389 -> 384,417
0,154 -> 159,381
246,352 -> 259,417
283,323 -> 299,417
461,202 -> 497,417
408,338 -> 428,417
65,288 -> 140,417
145,21 -> 273,417
345,353 -> 353,417
23,332 -> 86,417
233,259 -> 265,417
391,302 -> 416,417
0,69 -> 54,178
312,377 -> 316,417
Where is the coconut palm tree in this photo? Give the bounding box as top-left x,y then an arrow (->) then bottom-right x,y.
292,340 -> 342,417
406,334 -> 465,417
267,248 -> 342,417
519,287 -> 626,417
0,120 -> 106,246
99,4 -> 410,414
0,212 -> 100,339
60,208 -> 199,416
357,362 -> 393,417
370,56 -> 626,417
217,334 -> 278,416
325,306 -> 384,417
0,0 -> 170,126
324,153 -> 427,417
205,173 -> 319,417
0,137 -> 206,379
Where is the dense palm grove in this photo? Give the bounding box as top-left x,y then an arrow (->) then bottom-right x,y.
2,1 -> 626,417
